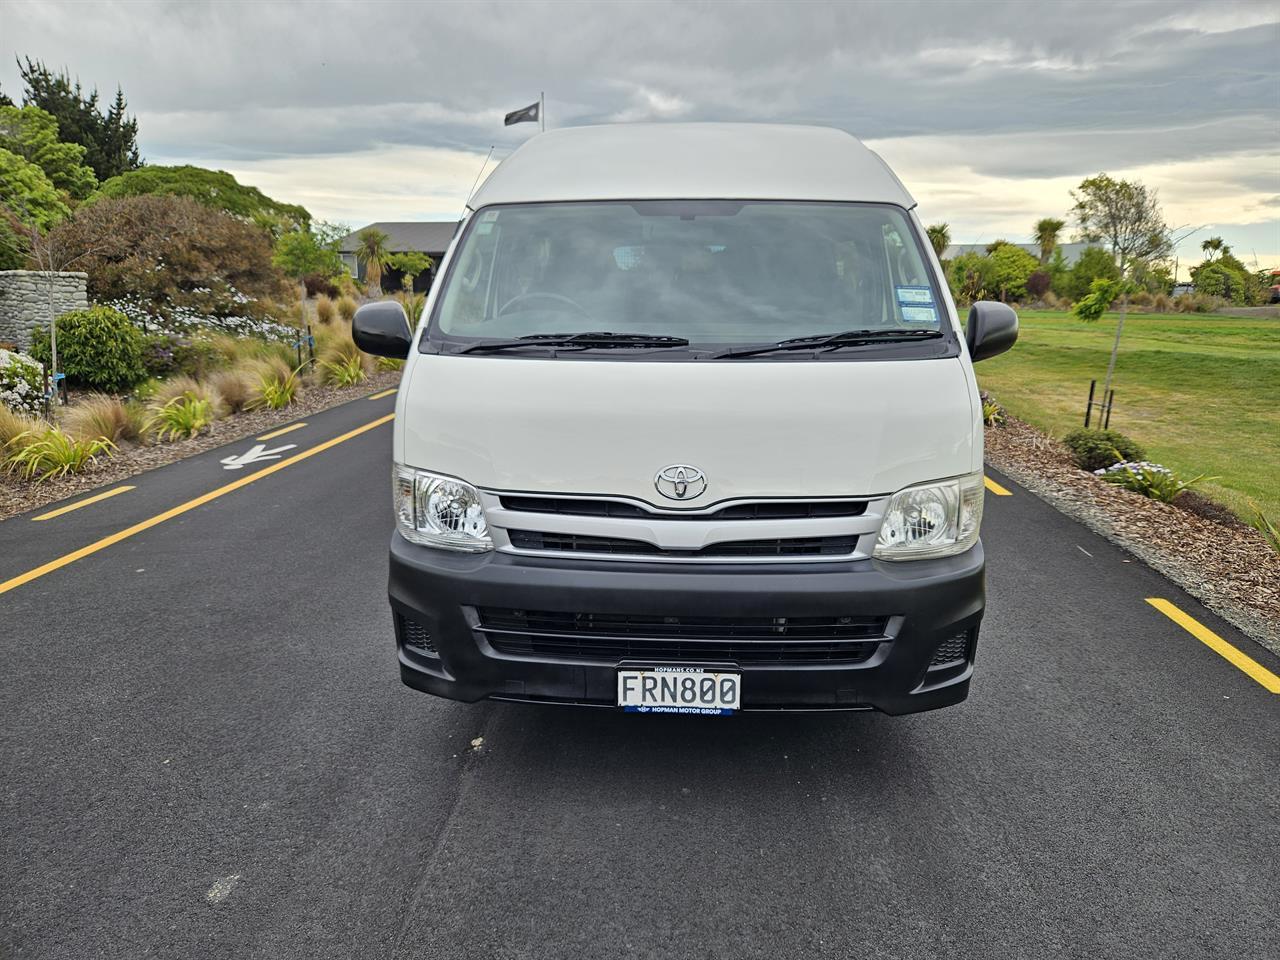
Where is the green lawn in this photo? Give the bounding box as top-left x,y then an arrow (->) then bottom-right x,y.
976,309 -> 1280,521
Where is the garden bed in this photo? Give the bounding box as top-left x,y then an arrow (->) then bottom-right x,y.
0,369 -> 399,522
984,415 -> 1280,655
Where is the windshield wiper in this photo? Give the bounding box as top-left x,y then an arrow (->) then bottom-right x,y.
709,328 -> 944,360
457,332 -> 690,355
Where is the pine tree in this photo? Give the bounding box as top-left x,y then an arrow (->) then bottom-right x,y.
17,57 -> 142,180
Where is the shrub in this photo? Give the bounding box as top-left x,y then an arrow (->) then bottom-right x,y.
1025,270 -> 1051,300
303,274 -> 341,299
1062,429 -> 1146,472
4,427 -> 115,481
315,295 -> 337,325
1251,508 -> 1280,554
318,354 -> 366,387
0,405 -> 42,447
987,244 -> 1039,302
248,358 -> 300,410
63,393 -> 145,443
1151,292 -> 1172,312
336,296 -> 358,323
375,355 -> 404,372
1094,461 -> 1210,503
152,375 -> 223,414
981,396 -> 1005,427
209,368 -> 253,413
45,194 -> 290,307
0,348 -> 45,416
147,394 -> 214,441
142,333 -> 225,379
29,306 -> 146,392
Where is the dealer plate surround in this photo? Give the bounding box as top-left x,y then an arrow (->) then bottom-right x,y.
617,666 -> 741,715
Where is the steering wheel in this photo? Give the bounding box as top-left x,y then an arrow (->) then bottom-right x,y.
497,291 -> 592,320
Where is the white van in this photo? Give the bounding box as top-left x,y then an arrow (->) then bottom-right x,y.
353,123 -> 1017,716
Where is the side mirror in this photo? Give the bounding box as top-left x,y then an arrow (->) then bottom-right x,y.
352,301 -> 412,359
965,301 -> 1018,363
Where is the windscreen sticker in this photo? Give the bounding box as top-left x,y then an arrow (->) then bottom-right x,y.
475,221 -> 495,235
896,285 -> 935,305
900,304 -> 940,325
479,210 -> 499,222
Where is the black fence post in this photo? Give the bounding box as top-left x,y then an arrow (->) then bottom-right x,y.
1103,390 -> 1115,429
1084,379 -> 1096,428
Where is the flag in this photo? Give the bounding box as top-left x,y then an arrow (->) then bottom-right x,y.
504,101 -> 540,126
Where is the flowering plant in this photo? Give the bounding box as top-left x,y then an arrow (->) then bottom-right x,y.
103,284 -> 296,343
1095,461 -> 1211,503
0,349 -> 45,416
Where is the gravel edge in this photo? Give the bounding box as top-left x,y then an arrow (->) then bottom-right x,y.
1,370 -> 400,522
984,416 -> 1280,657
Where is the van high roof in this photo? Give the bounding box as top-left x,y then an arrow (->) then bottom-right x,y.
469,122 -> 915,209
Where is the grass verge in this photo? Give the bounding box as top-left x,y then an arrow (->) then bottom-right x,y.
976,309 -> 1280,519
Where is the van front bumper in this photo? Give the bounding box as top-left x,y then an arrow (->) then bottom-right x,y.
387,533 -> 985,715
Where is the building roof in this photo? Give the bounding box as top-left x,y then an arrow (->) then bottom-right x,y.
942,241 -> 1094,266
469,123 -> 915,209
338,221 -> 458,254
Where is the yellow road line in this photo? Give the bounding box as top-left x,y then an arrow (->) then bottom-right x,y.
984,476 -> 1012,496
367,388 -> 397,401
32,485 -> 136,522
1146,598 -> 1280,693
0,414 -> 394,597
257,422 -> 308,441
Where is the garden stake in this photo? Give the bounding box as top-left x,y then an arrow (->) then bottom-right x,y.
1084,379 -> 1096,428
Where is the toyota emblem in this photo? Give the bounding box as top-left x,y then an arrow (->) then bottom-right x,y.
654,464 -> 707,501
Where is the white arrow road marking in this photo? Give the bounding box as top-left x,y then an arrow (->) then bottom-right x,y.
219,443 -> 297,470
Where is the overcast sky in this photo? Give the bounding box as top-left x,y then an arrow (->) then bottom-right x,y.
4,0 -> 1278,272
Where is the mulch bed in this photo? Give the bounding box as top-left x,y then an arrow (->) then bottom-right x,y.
984,415 -> 1280,655
0,370 -> 400,522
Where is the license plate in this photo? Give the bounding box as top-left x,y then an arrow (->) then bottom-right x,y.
617,667 -> 740,715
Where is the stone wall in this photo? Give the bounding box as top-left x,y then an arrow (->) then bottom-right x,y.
0,271 -> 89,351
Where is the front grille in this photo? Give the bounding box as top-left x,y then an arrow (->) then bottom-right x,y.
506,530 -> 859,558
499,495 -> 867,521
475,608 -> 889,664
929,630 -> 970,668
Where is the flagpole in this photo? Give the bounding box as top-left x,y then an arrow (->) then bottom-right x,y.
540,91 -> 545,132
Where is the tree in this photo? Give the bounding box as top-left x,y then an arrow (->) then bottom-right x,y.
1200,236 -> 1225,261
17,58 -> 141,180
1034,217 -> 1065,264
355,227 -> 391,296
984,239 -> 1011,254
0,105 -> 97,200
987,244 -> 1039,302
926,223 -> 950,260
92,165 -> 310,232
45,194 -> 289,307
272,221 -> 347,281
1190,251 -> 1260,305
1071,174 -> 1172,276
1063,246 -> 1121,301
386,250 -> 434,291
1072,278 -> 1125,322
0,148 -> 70,227
1070,173 -> 1173,407
947,251 -> 998,303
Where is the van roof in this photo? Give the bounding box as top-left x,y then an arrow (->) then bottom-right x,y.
469,122 -> 915,209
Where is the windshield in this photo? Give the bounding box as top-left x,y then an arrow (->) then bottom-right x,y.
428,200 -> 952,357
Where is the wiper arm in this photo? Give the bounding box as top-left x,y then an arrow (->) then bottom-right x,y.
457,332 -> 690,355
709,328 -> 944,360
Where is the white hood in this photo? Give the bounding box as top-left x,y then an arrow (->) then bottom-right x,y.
396,354 -> 979,505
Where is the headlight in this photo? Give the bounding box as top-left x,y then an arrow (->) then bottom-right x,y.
873,471 -> 983,561
393,464 -> 492,552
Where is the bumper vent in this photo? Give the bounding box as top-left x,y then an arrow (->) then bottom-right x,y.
929,630 -> 971,668
475,608 -> 889,665
506,530 -> 858,559
399,615 -> 437,655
